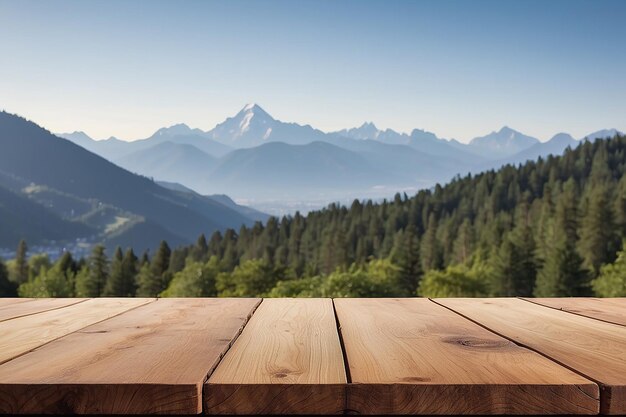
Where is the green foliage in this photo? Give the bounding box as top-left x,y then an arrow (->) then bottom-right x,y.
418,261 -> 490,298
322,259 -> 404,297
216,259 -> 287,297
390,225 -> 421,295
76,245 -> 108,297
18,264 -> 74,297
11,239 -> 29,284
104,248 -> 138,297
592,242 -> 626,297
134,263 -> 153,296
0,259 -> 17,296
534,181 -> 590,296
579,185 -> 618,275
28,253 -> 51,281
18,253 -> 77,297
490,200 -> 537,296
136,241 -> 172,297
162,257 -> 220,297
189,234 -> 208,263
268,276 -> 325,297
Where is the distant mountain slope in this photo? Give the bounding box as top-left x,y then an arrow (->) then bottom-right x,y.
489,133 -> 578,169
334,139 -> 473,182
60,125 -> 233,161
117,141 -> 217,184
0,111 -> 254,250
129,125 -> 233,157
581,129 -> 623,142
205,194 -> 270,223
57,132 -> 129,161
0,184 -> 93,247
467,126 -> 539,158
205,141 -> 397,199
157,181 -> 270,223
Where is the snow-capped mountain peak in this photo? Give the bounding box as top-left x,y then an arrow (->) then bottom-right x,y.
209,103 -> 279,146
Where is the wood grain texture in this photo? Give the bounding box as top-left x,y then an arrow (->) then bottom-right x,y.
437,298 -> 626,415
205,298 -> 347,415
0,298 -> 260,415
523,297 -> 626,326
0,298 -> 152,364
0,298 -> 32,307
0,298 -> 87,322
335,298 -> 598,415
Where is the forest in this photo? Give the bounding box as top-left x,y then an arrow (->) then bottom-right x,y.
2,134 -> 626,298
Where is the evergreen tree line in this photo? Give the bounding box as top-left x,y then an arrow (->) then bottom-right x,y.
1,135 -> 626,298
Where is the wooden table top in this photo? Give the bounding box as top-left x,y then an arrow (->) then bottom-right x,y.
0,297 -> 623,415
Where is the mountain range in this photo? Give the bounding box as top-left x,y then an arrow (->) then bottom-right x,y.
59,104 -> 622,204
1,104 -> 621,253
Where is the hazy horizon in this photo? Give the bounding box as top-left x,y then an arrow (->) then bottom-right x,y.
1,0 -> 626,142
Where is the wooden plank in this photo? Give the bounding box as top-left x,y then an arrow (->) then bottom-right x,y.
437,298 -> 626,415
0,298 -> 260,415
0,298 -> 152,364
335,298 -> 598,415
0,298 -> 87,322
523,297 -> 626,326
0,298 -> 32,307
205,298 -> 346,415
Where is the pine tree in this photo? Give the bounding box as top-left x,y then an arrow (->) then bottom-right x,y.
136,241 -> 171,296
390,224 -> 421,295
76,245 -> 108,297
491,199 -> 537,296
55,251 -> 78,294
614,175 -> 626,236
579,185 -> 617,275
12,239 -> 29,284
0,258 -> 17,297
104,247 -> 137,297
189,234 -> 208,262
452,219 -> 474,265
534,181 -> 590,296
420,213 -> 442,271
135,262 -> 154,297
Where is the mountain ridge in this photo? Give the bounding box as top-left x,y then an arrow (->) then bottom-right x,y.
0,111 -> 262,251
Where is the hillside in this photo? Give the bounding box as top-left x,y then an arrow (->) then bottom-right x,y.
205,141 -> 399,199
0,185 -> 93,247
116,141 -> 217,185
0,112 -> 257,251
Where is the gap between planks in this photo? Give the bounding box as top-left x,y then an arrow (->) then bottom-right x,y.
0,298 -> 89,323
331,298 -> 353,415
428,298 -> 605,393
0,298 -> 157,366
518,297 -> 626,327
199,298 -> 264,387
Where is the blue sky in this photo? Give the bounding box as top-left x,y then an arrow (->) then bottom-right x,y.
1,0 -> 625,142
